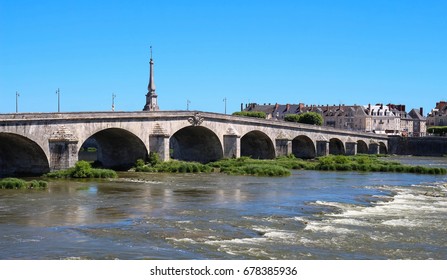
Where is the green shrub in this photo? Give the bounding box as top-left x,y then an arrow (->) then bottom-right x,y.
394,165 -> 405,172
28,180 -> 48,189
72,161 -> 92,178
427,126 -> 447,136
307,155 -> 447,174
45,161 -> 117,179
333,155 -> 350,164
134,154 -> 447,177
218,163 -> 290,176
135,159 -> 146,168
232,111 -> 267,119
0,178 -> 27,189
284,114 -> 301,122
0,178 -> 47,190
90,168 -> 117,178
45,170 -> 70,179
284,112 -> 323,126
136,160 -> 212,174
336,163 -> 353,171
148,152 -> 161,166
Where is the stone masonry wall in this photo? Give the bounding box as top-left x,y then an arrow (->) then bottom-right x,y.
388,136 -> 447,156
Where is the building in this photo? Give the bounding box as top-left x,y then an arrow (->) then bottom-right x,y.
427,101 -> 447,127
243,102 -> 426,136
408,108 -> 426,137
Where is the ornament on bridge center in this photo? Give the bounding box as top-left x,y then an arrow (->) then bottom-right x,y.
188,112 -> 204,126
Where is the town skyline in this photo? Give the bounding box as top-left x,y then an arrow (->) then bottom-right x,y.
1,1 -> 446,115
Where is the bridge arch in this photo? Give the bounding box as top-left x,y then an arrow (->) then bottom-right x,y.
241,130 -> 275,159
379,142 -> 388,154
79,128 -> 148,170
357,140 -> 368,154
292,135 -> 316,159
0,132 -> 50,177
329,138 -> 345,155
170,126 -> 223,163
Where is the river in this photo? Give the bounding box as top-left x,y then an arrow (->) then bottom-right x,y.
0,156 -> 446,260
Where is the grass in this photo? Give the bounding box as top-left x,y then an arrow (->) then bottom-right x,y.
135,160 -> 213,173
312,155 -> 447,174
134,154 -> 447,177
208,156 -> 291,176
42,155 -> 444,179
0,178 -> 48,190
45,161 -> 117,179
134,156 -> 291,177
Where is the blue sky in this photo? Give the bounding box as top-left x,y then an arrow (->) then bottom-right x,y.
0,0 -> 446,115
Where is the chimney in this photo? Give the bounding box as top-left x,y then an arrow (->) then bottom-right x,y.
275,103 -> 279,111
241,103 -> 244,111
420,107 -> 423,116
286,104 -> 290,112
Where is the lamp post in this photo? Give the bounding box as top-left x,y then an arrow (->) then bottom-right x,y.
15,91 -> 19,113
112,93 -> 116,111
223,97 -> 227,114
56,88 -> 60,112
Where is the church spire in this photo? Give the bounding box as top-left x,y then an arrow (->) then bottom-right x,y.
143,46 -> 159,111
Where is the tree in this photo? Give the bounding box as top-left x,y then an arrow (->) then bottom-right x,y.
284,112 -> 323,126
427,126 -> 447,136
284,114 -> 300,122
148,151 -> 161,166
298,112 -> 323,125
232,111 -> 267,119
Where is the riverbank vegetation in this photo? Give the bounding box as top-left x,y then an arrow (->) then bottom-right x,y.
208,155 -> 445,175
310,155 -> 446,174
208,157 -> 291,176
133,154 -> 447,177
427,126 -> 447,136
135,159 -> 213,173
0,178 -> 48,190
40,155 -> 446,179
45,161 -> 117,179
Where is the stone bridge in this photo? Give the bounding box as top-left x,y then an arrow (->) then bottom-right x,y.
0,111 -> 389,177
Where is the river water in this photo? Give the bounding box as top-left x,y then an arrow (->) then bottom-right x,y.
1,157 -> 446,260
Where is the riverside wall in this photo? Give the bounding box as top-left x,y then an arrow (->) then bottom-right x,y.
388,136 -> 447,156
